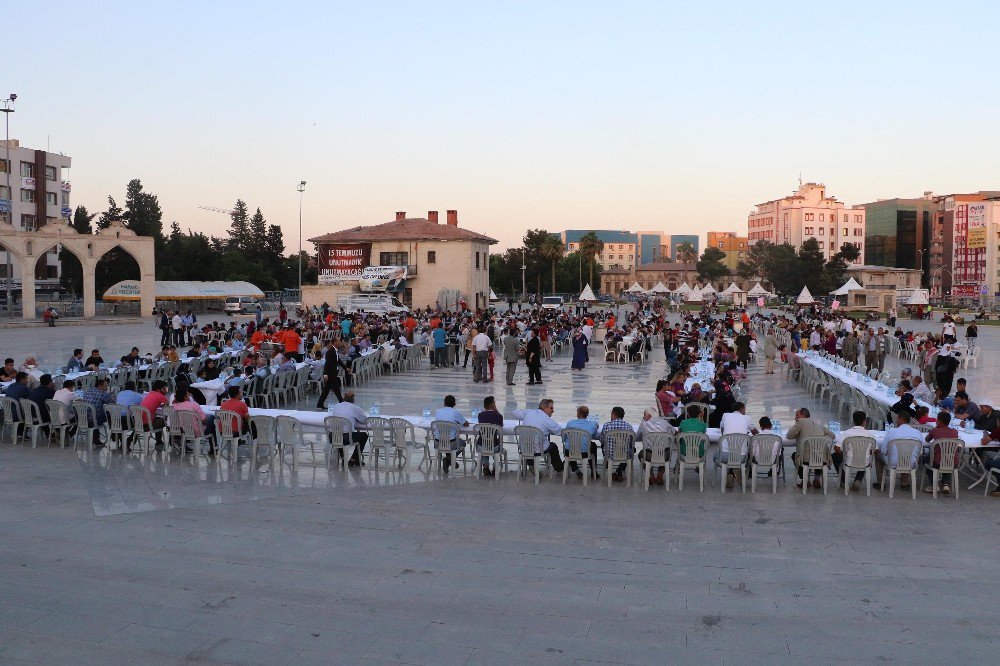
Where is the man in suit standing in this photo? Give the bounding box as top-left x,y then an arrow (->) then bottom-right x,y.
526,328 -> 543,385
502,328 -> 520,386
316,340 -> 350,407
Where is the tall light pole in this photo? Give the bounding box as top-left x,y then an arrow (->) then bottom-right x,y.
2,94 -> 16,315
520,247 -> 527,299
297,180 -> 306,303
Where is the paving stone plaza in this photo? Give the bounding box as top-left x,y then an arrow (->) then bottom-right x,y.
1,313 -> 999,664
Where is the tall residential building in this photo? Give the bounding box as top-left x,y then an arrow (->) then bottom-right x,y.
669,235 -> 699,261
561,229 -> 638,272
706,231 -> 749,270
634,230 -> 669,264
747,182 -> 865,263
930,192 -> 1000,299
861,194 -> 937,288
0,139 -> 72,292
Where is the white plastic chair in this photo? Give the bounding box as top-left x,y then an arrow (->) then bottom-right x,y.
920,438 -> 963,499
324,415 -> 355,470
840,436 -> 876,496
717,433 -> 750,493
19,399 -> 47,448
603,429 -> 636,487
365,416 -> 393,468
46,399 -> 73,449
676,432 -> 708,492
799,436 -> 832,495
216,409 -> 251,466
514,425 -> 546,484
0,396 -> 24,444
250,415 -> 278,466
884,438 -> 921,499
561,427 -> 595,486
474,423 -> 505,481
750,433 -> 782,493
641,432 -> 672,491
432,420 -> 467,474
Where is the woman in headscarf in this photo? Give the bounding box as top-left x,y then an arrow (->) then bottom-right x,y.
570,326 -> 589,371
934,344 -> 959,397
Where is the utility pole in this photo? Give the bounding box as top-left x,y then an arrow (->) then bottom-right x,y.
297,181 -> 306,303
520,247 -> 527,299
2,94 -> 16,315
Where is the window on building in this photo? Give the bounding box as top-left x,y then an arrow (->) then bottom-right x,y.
20,188 -> 34,203
0,184 -> 9,199
819,213 -> 825,222
21,214 -> 36,231
426,250 -> 436,264
475,252 -> 480,270
0,264 -> 6,278
0,158 -> 7,173
830,227 -> 834,236
628,255 -> 633,261
61,193 -> 69,206
829,242 -> 835,250
804,227 -> 813,235
46,266 -> 58,279
46,192 -> 57,205
379,251 -> 408,266
20,161 -> 34,178
819,228 -> 824,235
843,228 -> 848,237
45,165 -> 56,181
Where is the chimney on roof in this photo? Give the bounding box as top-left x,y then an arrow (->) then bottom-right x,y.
428,210 -> 439,224
446,210 -> 458,226
395,211 -> 406,221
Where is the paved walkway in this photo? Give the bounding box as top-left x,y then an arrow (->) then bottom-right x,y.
2,321 -> 999,663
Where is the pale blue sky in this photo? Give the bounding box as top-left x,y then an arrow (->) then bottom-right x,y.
7,1 -> 999,250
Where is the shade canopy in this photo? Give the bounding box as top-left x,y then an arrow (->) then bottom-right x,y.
674,281 -> 693,294
102,280 -> 264,302
626,282 -> 646,293
700,283 -> 717,294
831,277 -> 864,296
796,285 -> 815,304
684,287 -> 703,302
489,289 -> 500,301
579,284 -> 598,301
649,282 -> 670,294
747,282 -> 770,297
721,283 -> 744,295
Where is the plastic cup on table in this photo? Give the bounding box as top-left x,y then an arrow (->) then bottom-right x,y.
423,408 -> 432,419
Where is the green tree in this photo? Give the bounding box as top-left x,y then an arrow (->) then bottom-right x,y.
522,229 -> 553,297
228,200 -> 250,254
675,240 -> 697,284
577,232 -> 605,288
96,196 -> 123,229
797,238 -> 827,296
820,242 -> 862,295
696,247 -> 729,285
737,239 -> 773,280
122,179 -> 163,238
540,235 -> 564,293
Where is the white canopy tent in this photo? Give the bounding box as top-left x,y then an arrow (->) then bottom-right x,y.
579,284 -> 598,302
649,282 -> 670,294
700,283 -> 717,294
747,282 -> 770,297
830,277 -> 864,296
721,283 -> 743,295
906,291 -> 929,306
684,287 -> 703,302
626,282 -> 646,294
103,280 -> 264,302
674,281 -> 693,295
489,289 -> 500,302
796,285 -> 815,304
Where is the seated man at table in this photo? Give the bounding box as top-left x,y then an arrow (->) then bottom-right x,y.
512,398 -> 565,474
834,410 -> 872,491
564,405 -> 600,481
888,393 -> 917,424
119,347 -> 142,367
678,402 -> 708,462
953,391 -> 981,428
638,405 -> 674,485
600,406 -> 636,483
53,379 -> 77,407
328,390 -> 368,467
434,394 -> 469,473
218,386 -> 250,435
974,404 -> 999,433
116,381 -> 144,416
715,401 -> 757,489
920,411 -> 959,495
787,407 -> 835,489
84,349 -> 104,369
875,410 -> 923,489
476,395 -> 504,477
911,375 -> 934,404
139,380 -> 170,444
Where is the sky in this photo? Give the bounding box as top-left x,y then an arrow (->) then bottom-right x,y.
6,1 -> 1000,252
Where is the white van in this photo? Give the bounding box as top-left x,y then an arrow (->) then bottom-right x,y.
541,295 -> 564,311
338,293 -> 409,315
224,296 -> 260,314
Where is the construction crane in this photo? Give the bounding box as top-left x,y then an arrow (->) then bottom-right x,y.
197,205 -> 233,215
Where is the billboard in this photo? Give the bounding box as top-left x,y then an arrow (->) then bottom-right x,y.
967,202 -> 987,249
317,243 -> 371,284
359,265 -> 407,293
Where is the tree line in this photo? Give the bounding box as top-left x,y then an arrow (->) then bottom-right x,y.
488,229 -> 603,297
59,179 -> 315,295
736,238 -> 861,297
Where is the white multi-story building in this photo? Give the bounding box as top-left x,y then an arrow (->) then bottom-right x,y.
747,182 -> 865,263
0,140 -> 72,293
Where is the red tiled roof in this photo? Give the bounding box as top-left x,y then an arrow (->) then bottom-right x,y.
309,218 -> 497,244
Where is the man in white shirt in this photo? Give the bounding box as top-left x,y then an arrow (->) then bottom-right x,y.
876,410 -> 922,487
911,375 -> 934,404
582,322 -> 593,343
834,410 -> 873,491
172,312 -> 184,346
512,398 -> 565,473
53,379 -> 77,407
328,391 -> 368,466
715,402 -> 757,488
471,329 -> 493,383
942,320 -> 957,343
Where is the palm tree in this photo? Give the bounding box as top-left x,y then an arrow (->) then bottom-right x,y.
540,235 -> 564,294
578,232 -> 604,288
676,241 -> 697,285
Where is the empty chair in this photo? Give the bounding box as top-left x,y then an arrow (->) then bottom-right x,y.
799,436 -> 833,495
750,433 -> 782,493
215,409 -> 251,466
323,415 -> 355,471
676,432 -> 708,491
365,416 -> 393,468
640,432 -> 672,491
474,423 -> 505,481
561,427 -> 595,486
603,429 -> 636,488
514,425 -> 546,483
250,415 -> 278,466
71,401 -> 101,449
884,438 -> 921,499
840,436 -> 876,496
0,396 -> 24,443
717,433 -> 750,493
388,417 -> 415,469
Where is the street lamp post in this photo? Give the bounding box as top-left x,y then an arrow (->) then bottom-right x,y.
2,94 -> 15,315
520,248 -> 527,299
297,180 -> 306,304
